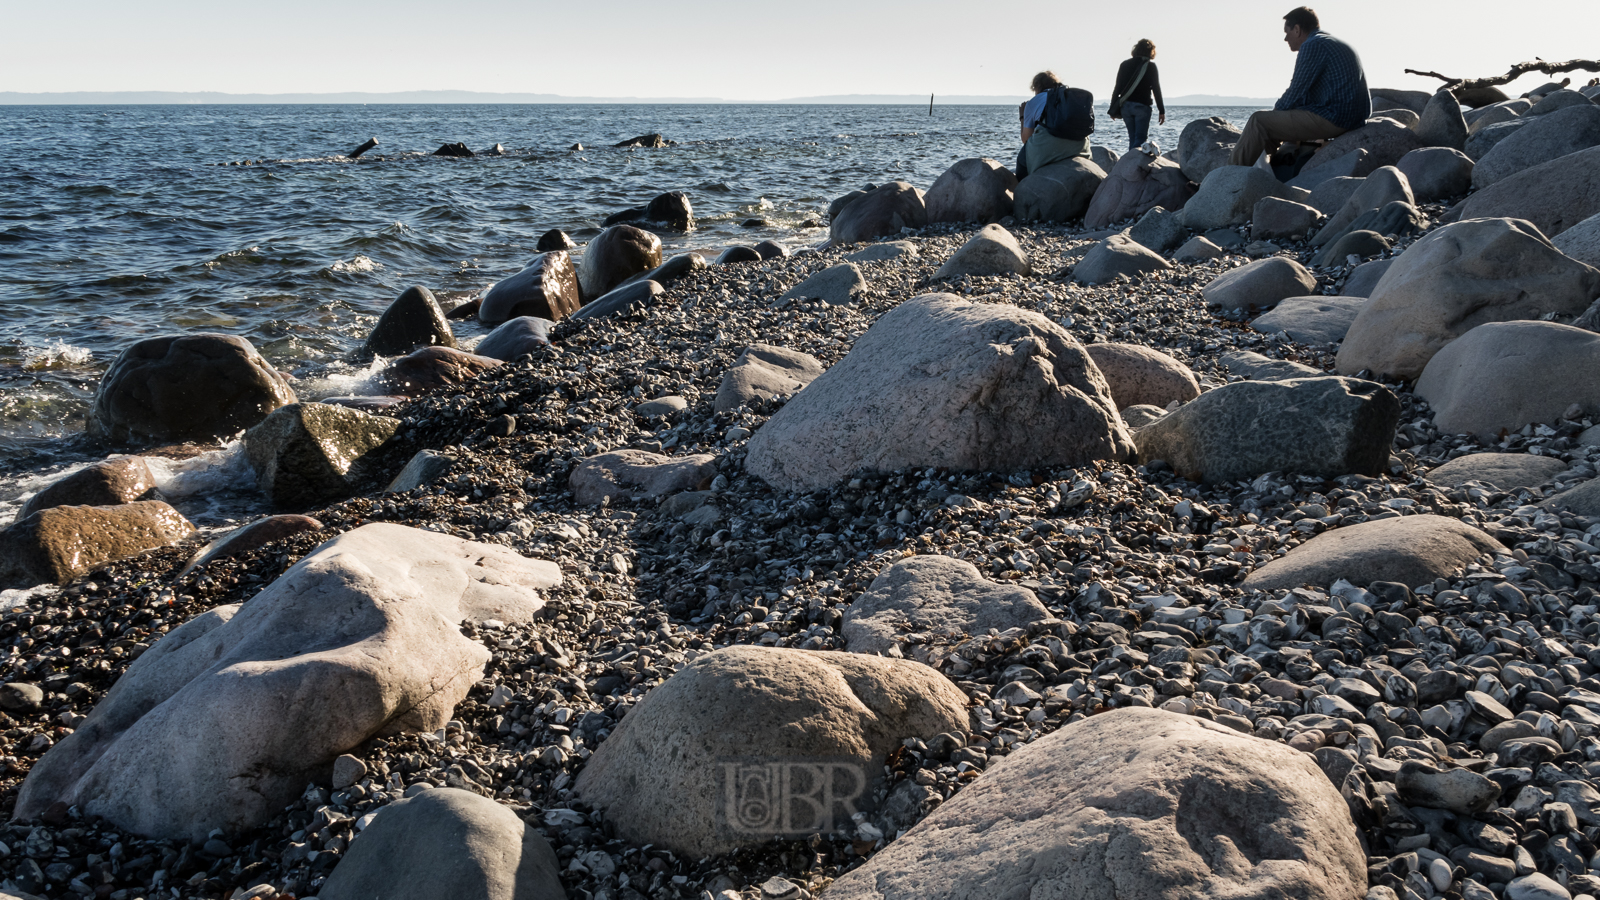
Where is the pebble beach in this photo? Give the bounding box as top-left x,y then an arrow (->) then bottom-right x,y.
3,79 -> 1600,900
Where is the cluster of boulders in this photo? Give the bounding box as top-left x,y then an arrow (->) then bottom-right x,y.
9,78 -> 1600,900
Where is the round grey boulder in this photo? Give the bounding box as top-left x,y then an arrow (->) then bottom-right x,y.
574,646 -> 968,858
1242,514 -> 1505,590
823,708 -> 1367,900
924,158 -> 1017,224
321,788 -> 565,900
842,555 -> 1051,657
1083,343 -> 1199,409
934,224 -> 1029,278
578,226 -> 662,299
1201,257 -> 1317,310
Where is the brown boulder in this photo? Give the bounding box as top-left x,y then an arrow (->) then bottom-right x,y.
87,334 -> 297,445
0,501 -> 195,589
1081,149 -> 1195,230
375,347 -> 501,397
578,226 -> 662,299
478,251 -> 582,325
18,457 -> 160,522
924,158 -> 1017,224
1083,343 -> 1199,410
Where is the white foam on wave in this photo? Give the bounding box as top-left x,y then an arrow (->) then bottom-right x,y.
144,441 -> 255,500
325,255 -> 383,275
21,341 -> 94,371
295,354 -> 392,399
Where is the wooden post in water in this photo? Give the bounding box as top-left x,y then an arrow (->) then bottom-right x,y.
928,94 -> 934,116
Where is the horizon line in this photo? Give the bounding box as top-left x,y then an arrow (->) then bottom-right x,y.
0,89 -> 1277,106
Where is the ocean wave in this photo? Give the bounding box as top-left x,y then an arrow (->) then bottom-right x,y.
21,341 -> 94,371
323,255 -> 383,275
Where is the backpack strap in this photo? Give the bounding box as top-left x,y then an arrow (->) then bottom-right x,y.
1117,60 -> 1151,101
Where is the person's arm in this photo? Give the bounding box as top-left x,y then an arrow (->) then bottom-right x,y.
1275,36 -> 1325,111
1152,64 -> 1166,123
1022,125 -> 1034,143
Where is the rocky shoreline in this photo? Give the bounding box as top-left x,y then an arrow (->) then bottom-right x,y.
3,81 -> 1600,900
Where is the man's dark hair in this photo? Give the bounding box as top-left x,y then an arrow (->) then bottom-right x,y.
1283,6 -> 1319,31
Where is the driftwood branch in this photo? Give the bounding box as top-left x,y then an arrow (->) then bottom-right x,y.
1405,58 -> 1600,91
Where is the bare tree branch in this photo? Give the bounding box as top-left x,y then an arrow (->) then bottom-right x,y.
1405,58 -> 1600,91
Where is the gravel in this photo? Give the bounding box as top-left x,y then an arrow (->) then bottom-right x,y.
6,207 -> 1600,900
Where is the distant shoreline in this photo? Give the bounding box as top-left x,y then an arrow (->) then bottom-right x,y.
0,90 -> 1276,107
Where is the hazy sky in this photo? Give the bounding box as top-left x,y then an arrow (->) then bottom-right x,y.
5,0 -> 1599,100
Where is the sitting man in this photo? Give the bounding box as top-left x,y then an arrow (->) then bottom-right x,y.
1229,6 -> 1370,168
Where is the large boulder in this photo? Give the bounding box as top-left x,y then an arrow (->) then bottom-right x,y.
1178,166 -> 1294,231
1081,149 -> 1195,230
745,294 -> 1133,492
1082,343 -> 1199,409
1310,166 -> 1414,248
17,457 -> 159,522
1336,217 -> 1600,380
924,158 -> 1017,224
1529,89 -> 1597,116
568,450 -> 717,506
320,788 -> 566,900
1554,212 -> 1600,268
1454,145 -> 1600,238
934,224 -> 1030,278
572,646 -> 968,858
841,555 -> 1051,657
375,346 -> 501,397
630,251 -> 707,287
1177,116 -> 1242,183
830,182 -> 928,244
1251,295 -> 1366,344
1201,257 -> 1317,310
1301,119 -> 1426,177
1288,147 -> 1369,191
0,501 -> 194,590
823,708 -> 1367,900
1071,234 -> 1171,284
1425,453 -> 1570,491
1306,176 -> 1364,216
243,402 -> 400,509
644,190 -> 693,230
87,334 -> 297,445
1013,158 -> 1106,223
1127,207 -> 1186,254
1243,515 -> 1505,590
12,523 -> 559,840
473,316 -> 552,361
1135,377 -> 1399,484
1251,197 -> 1322,242
1473,104 -> 1600,190
480,251 -> 583,325
571,279 -> 664,321
1416,89 -> 1470,150
1398,147 -> 1475,203
1465,118 -> 1529,162
714,344 -> 824,412
780,262 -> 867,305
1416,321 -> 1600,437
578,226 -> 661,299
364,286 -> 456,357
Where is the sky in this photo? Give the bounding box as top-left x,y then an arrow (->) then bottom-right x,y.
4,0 -> 1599,101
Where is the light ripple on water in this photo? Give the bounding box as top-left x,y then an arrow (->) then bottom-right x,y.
0,101 -> 1254,489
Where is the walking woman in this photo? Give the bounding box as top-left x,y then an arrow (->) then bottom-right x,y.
1110,39 -> 1166,149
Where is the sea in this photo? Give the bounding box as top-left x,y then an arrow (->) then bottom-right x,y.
0,102 -> 1255,528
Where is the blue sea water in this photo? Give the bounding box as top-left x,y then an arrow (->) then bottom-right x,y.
0,102 -> 1253,494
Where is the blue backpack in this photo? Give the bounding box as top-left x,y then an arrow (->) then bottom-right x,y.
1043,86 -> 1096,140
